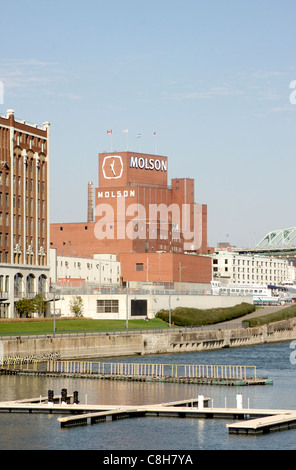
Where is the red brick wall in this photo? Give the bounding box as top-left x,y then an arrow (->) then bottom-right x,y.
50,222 -> 136,258
119,252 -> 212,284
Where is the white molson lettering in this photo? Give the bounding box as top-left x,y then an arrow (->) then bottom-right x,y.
130,156 -> 167,172
97,190 -> 135,199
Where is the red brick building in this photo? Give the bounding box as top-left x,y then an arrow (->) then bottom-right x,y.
0,109 -> 50,317
50,151 -> 211,284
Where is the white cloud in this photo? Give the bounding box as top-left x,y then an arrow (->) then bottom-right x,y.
0,58 -> 81,101
164,86 -> 243,101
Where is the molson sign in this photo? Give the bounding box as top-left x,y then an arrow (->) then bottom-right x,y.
97,189 -> 135,199
129,156 -> 167,172
102,155 -> 124,180
101,155 -> 167,181
102,155 -> 167,180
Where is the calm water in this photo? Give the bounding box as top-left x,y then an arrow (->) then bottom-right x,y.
1,341 -> 296,450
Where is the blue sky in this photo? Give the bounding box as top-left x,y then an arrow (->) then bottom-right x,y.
1,0 -> 296,248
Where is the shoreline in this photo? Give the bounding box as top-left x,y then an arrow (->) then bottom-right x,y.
1,317 -> 296,361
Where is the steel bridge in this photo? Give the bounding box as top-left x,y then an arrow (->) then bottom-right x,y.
234,227 -> 296,257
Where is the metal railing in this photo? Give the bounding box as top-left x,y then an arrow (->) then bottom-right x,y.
1,358 -> 257,381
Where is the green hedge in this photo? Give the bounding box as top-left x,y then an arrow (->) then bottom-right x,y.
156,302 -> 256,327
248,303 -> 296,327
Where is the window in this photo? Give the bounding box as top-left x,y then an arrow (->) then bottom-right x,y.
136,263 -> 144,271
97,299 -> 119,313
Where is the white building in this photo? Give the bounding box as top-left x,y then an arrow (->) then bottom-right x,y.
49,249 -> 121,287
211,251 -> 294,286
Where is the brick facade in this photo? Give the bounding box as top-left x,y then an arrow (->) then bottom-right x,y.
50,151 -> 210,284
0,109 -> 50,317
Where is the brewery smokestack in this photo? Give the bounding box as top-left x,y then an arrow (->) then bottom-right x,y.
87,181 -> 94,222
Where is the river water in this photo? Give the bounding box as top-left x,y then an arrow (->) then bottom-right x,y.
0,341 -> 296,451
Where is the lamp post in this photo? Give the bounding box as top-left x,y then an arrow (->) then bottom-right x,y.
53,292 -> 56,337
169,292 -> 171,328
49,290 -> 60,337
126,281 -> 129,330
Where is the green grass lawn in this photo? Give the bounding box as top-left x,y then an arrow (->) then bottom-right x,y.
0,317 -> 169,335
1,302 -> 296,336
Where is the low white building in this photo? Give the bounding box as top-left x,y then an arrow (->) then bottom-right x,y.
211,251 -> 294,286
49,249 -> 121,287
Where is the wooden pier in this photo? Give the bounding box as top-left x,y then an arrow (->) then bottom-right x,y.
0,359 -> 273,386
227,411 -> 296,434
0,393 -> 296,435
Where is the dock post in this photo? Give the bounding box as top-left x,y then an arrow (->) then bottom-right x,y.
73,391 -> 79,405
61,388 -> 67,404
198,394 -> 204,410
236,393 -> 243,409
48,390 -> 54,406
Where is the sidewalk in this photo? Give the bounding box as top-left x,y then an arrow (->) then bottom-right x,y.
221,304 -> 292,325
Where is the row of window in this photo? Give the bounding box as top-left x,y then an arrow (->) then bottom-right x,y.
233,274 -> 283,282
213,258 -> 286,268
59,260 -> 119,272
14,155 -> 47,173
12,196 -> 45,212
13,176 -> 46,193
214,266 -> 286,274
14,133 -> 47,150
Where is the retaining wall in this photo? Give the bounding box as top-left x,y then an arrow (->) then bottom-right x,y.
1,318 -> 296,361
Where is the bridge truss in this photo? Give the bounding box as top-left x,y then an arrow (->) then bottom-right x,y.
256,227 -> 296,249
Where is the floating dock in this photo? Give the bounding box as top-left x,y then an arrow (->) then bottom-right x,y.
0,359 -> 273,386
1,393 -> 296,435
227,412 -> 296,434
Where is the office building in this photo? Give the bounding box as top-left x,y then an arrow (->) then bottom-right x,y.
0,109 -> 50,317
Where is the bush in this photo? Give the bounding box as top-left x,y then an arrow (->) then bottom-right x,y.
156,302 -> 255,327
69,296 -> 84,317
248,303 -> 296,327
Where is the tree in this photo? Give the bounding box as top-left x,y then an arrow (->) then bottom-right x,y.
32,294 -> 46,317
15,298 -> 34,318
69,296 -> 84,317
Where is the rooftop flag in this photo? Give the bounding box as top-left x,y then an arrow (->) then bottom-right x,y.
107,129 -> 112,134
123,128 -> 128,133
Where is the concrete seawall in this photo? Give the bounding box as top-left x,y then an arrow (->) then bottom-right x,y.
1,318 -> 296,361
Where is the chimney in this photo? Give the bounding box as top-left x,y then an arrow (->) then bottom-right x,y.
87,181 -> 94,223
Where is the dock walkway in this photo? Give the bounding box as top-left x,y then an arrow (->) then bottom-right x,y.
1,394 -> 296,435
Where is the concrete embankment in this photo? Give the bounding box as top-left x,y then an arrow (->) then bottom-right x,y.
1,318 -> 296,361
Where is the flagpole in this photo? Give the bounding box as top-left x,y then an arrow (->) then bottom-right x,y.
137,132 -> 141,152
107,130 -> 113,152
123,129 -> 128,151
153,132 -> 157,154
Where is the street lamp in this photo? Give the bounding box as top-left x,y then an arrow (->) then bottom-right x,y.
126,281 -> 129,330
169,292 -> 171,328
53,292 -> 56,337
48,290 -> 60,337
